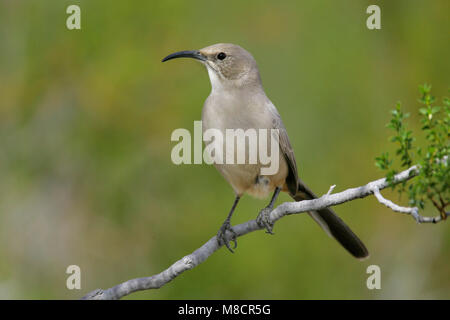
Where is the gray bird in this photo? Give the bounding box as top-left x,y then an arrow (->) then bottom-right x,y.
162,43 -> 369,258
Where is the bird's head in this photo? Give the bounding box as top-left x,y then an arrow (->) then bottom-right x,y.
162,43 -> 261,91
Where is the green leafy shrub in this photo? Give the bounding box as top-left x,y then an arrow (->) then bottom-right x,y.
376,85 -> 449,219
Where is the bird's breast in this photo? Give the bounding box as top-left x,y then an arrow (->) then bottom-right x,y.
201,92 -> 288,197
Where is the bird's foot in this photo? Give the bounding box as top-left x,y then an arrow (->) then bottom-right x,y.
256,206 -> 275,234
217,220 -> 237,253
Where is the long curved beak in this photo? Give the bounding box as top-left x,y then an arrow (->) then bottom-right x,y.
161,50 -> 206,63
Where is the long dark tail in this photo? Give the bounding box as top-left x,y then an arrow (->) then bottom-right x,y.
293,180 -> 369,259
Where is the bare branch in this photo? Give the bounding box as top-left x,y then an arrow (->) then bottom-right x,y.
326,184 -> 336,195
372,188 -> 444,223
372,187 -> 419,216
81,164 -> 446,300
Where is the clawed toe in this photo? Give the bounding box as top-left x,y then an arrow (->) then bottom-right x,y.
217,221 -> 237,253
256,207 -> 274,234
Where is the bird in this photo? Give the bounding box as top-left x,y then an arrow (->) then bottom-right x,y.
162,43 -> 369,259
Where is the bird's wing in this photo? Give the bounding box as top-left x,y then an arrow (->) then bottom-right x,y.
267,102 -> 299,196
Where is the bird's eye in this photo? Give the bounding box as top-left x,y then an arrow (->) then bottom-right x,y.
217,52 -> 227,60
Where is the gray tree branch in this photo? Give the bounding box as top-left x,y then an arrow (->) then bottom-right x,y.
81,164 -> 447,300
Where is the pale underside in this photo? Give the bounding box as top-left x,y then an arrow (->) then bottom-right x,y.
202,85 -> 292,198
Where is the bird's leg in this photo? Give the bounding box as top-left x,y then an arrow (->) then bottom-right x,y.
256,187 -> 281,234
217,196 -> 240,253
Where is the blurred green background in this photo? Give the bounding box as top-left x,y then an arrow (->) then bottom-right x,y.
0,0 -> 448,299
